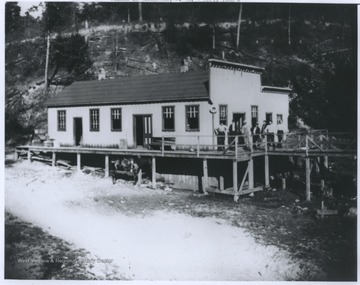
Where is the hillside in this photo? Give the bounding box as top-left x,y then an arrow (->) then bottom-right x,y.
5,3 -> 357,145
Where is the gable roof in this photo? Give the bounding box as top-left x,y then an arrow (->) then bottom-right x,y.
46,70 -> 210,107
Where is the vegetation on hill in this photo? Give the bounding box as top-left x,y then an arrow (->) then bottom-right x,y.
4,2 -> 357,145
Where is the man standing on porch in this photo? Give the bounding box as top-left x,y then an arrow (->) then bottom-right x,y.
215,122 -> 227,151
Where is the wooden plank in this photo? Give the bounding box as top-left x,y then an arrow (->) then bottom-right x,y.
220,186 -> 263,196
306,157 -> 311,201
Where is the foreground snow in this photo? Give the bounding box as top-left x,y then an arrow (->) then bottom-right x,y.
5,159 -> 304,281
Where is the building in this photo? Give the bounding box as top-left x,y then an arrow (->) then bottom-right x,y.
46,59 -> 291,149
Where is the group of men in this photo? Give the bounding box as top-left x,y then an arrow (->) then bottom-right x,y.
215,119 -> 287,151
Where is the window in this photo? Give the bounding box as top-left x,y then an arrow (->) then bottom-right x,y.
57,110 -> 66,131
219,105 -> 228,125
111,108 -> 122,131
186,105 -> 199,131
266,113 -> 273,124
163,106 -> 175,131
90,109 -> 100,131
277,114 -> 283,125
251,105 -> 258,126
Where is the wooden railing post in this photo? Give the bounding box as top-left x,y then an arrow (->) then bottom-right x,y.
77,153 -> 81,172
264,134 -> 268,154
249,135 -> 253,153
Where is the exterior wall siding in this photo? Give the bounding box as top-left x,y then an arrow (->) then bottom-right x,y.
48,100 -> 215,148
209,67 -> 289,130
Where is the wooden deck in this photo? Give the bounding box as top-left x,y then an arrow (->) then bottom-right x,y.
14,131 -> 356,202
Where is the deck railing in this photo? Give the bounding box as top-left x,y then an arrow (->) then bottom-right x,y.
150,130 -> 356,158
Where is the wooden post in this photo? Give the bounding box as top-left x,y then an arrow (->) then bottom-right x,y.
152,157 -> 156,189
324,156 -> 329,169
264,155 -> 270,187
315,157 -> 320,174
105,155 -> 109,177
203,159 -> 209,193
321,179 -> 325,191
233,160 -> 238,194
52,152 -> 56,167
27,150 -> 32,162
282,177 -> 286,190
197,136 -> 200,157
14,150 -> 18,160
77,153 -> 81,172
219,176 -> 224,191
137,169 -> 142,186
306,157 -> 311,201
248,159 -> 254,189
234,136 -> 238,158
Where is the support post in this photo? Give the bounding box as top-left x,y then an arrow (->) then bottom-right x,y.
219,176 -> 224,191
197,136 -> 200,157
203,159 -> 209,193
320,179 -> 325,191
248,158 -> 254,189
77,153 -> 81,172
52,152 -> 56,167
282,177 -> 286,190
233,160 -> 238,195
105,155 -> 109,177
324,156 -> 329,169
14,150 -> 18,160
306,157 -> 311,201
27,150 -> 32,162
264,155 -> 270,187
161,136 -> 165,157
234,136 -> 238,158
152,157 -> 156,189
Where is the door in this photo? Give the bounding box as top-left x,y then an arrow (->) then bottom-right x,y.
74,118 -> 83,146
133,115 -> 152,147
232,113 -> 246,132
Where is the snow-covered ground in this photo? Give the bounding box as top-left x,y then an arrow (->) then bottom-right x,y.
5,158 -> 305,281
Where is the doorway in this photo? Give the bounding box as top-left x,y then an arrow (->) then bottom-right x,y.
74,118 -> 83,146
133,115 -> 152,147
266,113 -> 273,124
232,113 -> 246,132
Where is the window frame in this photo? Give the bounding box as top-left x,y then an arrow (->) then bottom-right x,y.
219,104 -> 228,126
89,108 -> 100,132
111,108 -> 122,132
57,110 -> 66,131
185,105 -> 200,132
162,105 -> 175,132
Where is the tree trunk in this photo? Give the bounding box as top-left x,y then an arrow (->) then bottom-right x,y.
212,25 -> 215,49
236,3 -> 243,50
128,7 -> 130,23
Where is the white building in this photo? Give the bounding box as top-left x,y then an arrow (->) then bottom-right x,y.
46,59 -> 291,149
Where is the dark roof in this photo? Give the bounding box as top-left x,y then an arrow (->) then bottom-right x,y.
46,70 -> 210,107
